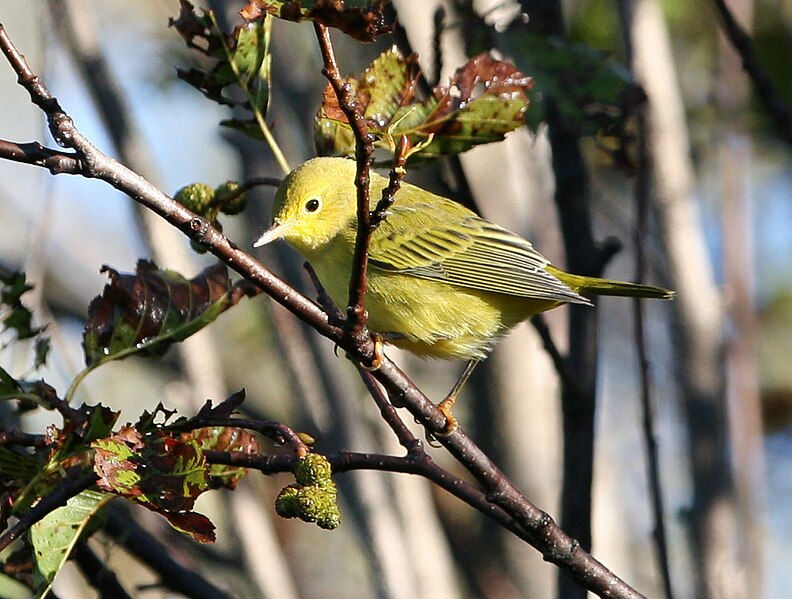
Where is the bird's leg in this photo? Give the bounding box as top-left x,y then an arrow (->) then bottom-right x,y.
437,359 -> 480,435
360,334 -> 385,371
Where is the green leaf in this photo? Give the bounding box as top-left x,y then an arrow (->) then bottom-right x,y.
82,261 -> 233,367
0,270 -> 49,369
314,48 -> 534,161
0,573 -> 29,599
499,30 -> 641,137
0,365 -> 22,398
30,489 -> 112,591
1,271 -> 39,340
241,0 -> 392,42
171,1 -> 272,118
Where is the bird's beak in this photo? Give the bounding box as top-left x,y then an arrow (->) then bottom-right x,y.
253,221 -> 288,247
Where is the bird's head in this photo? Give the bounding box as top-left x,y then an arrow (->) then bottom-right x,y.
254,157 -> 358,255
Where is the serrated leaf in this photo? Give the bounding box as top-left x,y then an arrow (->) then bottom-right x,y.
30,489 -> 112,590
52,402 -> 120,457
314,48 -> 533,160
0,271 -> 39,340
242,0 -> 392,42
194,389 -> 246,420
82,261 -> 232,367
0,271 -> 49,369
0,365 -> 22,398
93,428 -> 210,509
92,429 -> 215,542
135,403 -> 179,434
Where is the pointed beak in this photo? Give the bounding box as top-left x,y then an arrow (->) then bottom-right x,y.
253,221 -> 288,247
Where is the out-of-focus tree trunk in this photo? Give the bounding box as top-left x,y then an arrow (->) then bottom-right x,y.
393,3 -> 565,596
716,0 -> 765,594
463,130 -> 564,599
626,1 -> 747,597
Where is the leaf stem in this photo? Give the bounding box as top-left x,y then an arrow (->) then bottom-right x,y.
208,11 -> 290,176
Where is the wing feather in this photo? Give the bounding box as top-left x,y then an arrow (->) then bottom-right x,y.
370,201 -> 589,304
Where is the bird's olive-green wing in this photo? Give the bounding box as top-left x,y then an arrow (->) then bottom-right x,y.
369,200 -> 589,304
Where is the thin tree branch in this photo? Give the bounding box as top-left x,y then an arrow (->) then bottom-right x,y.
710,0 -> 792,146
73,540 -> 133,599
313,23 -> 375,346
369,360 -> 645,599
0,430 -> 46,447
204,448 -> 556,549
617,3 -> 675,595
104,504 -> 233,599
370,135 -> 410,225
0,472 -> 97,552
511,4 -> 622,597
0,139 -> 82,173
530,313 -> 579,393
547,96 -> 603,599
356,368 -> 421,452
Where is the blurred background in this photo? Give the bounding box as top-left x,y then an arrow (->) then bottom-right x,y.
0,0 -> 790,598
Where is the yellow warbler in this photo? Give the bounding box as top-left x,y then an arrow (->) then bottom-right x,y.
254,157 -> 672,361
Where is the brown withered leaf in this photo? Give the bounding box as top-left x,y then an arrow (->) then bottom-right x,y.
315,48 -> 533,160
93,428 -> 215,542
196,425 -> 259,490
187,390 -> 258,489
82,261 -> 232,367
243,0 -> 392,42
160,511 -> 216,543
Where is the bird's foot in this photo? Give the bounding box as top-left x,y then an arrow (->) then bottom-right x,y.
361,334 -> 384,371
436,395 -> 459,436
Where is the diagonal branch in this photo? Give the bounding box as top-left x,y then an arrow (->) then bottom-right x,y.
73,540 -> 133,599
617,4 -> 675,595
104,504 -> 234,599
711,0 -> 792,146
0,472 -> 97,552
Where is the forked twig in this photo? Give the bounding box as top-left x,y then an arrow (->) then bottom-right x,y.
314,23 -> 375,347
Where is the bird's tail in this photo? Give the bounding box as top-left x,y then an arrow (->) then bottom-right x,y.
548,267 -> 674,300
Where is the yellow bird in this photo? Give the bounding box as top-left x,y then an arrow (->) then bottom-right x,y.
255,157 -> 672,426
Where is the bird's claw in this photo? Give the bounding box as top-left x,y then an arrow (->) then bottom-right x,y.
361,335 -> 384,371
435,395 -> 459,436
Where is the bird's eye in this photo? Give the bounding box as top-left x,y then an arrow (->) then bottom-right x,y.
304,197 -> 321,213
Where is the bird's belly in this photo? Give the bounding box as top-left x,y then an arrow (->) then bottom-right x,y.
311,258 -> 557,360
